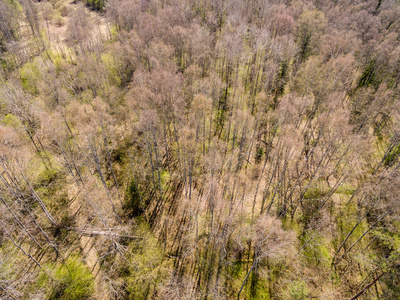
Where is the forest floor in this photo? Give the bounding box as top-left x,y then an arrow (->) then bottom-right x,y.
45,0 -> 110,55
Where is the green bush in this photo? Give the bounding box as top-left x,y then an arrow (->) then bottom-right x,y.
1,114 -> 22,128
124,179 -> 144,217
39,257 -> 94,300
54,14 -> 65,27
384,143 -> 400,167
288,279 -> 308,300
81,0 -> 105,11
122,224 -> 167,299
336,184 -> 356,195
358,60 -> 377,89
20,61 -> 40,94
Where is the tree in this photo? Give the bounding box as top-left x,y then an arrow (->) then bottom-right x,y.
65,6 -> 93,50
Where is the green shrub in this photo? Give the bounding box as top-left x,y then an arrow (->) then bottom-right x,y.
38,168 -> 59,186
82,0 -> 105,11
122,224 -> 167,299
124,179 -> 144,217
38,257 -> 94,300
300,231 -> 331,268
336,184 -> 356,195
384,143 -> 400,167
1,114 -> 22,128
101,53 -> 122,86
54,14 -> 65,27
288,279 -> 308,300
255,147 -> 264,163
58,5 -> 69,17
358,60 -> 377,89
301,186 -> 327,226
20,61 -> 40,94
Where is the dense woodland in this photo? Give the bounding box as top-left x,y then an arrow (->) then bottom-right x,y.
0,0 -> 400,298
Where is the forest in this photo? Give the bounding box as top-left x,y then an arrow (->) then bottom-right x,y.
0,0 -> 400,299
